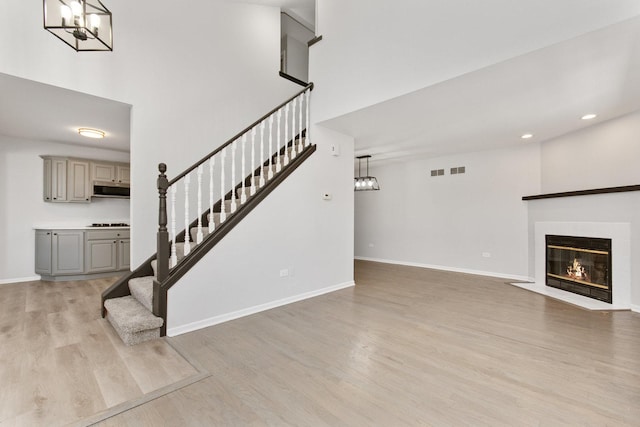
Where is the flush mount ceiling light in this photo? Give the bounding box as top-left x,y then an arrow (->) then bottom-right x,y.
43,0 -> 113,51
581,113 -> 597,120
354,155 -> 380,191
521,133 -> 534,140
78,128 -> 105,138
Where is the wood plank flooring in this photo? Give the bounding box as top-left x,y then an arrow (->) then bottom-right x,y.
0,277 -> 198,427
92,260 -> 640,426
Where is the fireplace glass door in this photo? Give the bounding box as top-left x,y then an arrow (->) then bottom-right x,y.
546,235 -> 612,303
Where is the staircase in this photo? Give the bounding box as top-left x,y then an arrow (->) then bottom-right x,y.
101,84 -> 315,345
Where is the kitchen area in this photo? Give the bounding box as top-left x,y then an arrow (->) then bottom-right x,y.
0,73 -> 132,285
34,156 -> 132,281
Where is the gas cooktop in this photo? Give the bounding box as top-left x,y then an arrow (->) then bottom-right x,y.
89,222 -> 130,227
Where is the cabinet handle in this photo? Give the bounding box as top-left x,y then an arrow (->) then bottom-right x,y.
53,233 -> 57,236
113,241 -> 117,243
46,232 -> 50,235
53,197 -> 57,200
117,233 -> 120,237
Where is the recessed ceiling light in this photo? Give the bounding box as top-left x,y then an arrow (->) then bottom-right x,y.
78,128 -> 105,139
581,114 -> 597,120
521,133 -> 533,139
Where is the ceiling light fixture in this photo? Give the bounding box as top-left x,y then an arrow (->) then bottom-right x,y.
78,128 -> 105,138
354,155 -> 380,191
581,114 -> 597,120
43,0 -> 113,51
521,133 -> 533,140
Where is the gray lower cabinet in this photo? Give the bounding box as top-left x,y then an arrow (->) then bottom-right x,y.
85,229 -> 131,273
86,239 -> 118,273
118,238 -> 130,271
52,231 -> 85,275
35,228 -> 130,280
35,230 -> 53,274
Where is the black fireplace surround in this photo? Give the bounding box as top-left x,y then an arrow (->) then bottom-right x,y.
546,235 -> 612,303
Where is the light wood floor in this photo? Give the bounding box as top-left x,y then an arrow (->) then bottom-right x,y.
0,277 -> 198,427
91,260 -> 640,426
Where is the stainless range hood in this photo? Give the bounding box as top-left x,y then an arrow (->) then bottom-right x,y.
92,181 -> 130,198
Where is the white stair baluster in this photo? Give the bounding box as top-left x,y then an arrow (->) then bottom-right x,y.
196,165 -> 203,244
268,115 -> 274,179
183,174 -> 191,256
305,89 -> 311,146
231,140 -> 237,213
209,156 -> 215,232
250,128 -> 256,195
259,121 -> 265,187
284,103 -> 290,166
276,109 -> 282,173
240,134 -> 247,203
170,184 -> 177,268
291,97 -> 297,159
298,94 -> 304,153
220,147 -> 227,223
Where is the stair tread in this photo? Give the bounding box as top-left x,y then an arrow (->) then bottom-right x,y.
129,276 -> 154,312
104,296 -> 163,333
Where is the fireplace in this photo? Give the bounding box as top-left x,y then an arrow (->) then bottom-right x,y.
545,235 -> 612,303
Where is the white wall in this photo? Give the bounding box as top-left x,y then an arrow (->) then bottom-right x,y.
168,125 -> 355,334
541,110 -> 640,192
0,135 -> 129,283
354,144 -> 540,279
311,0 -> 640,123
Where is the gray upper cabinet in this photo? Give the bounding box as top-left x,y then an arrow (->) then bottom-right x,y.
67,160 -> 91,202
92,162 -> 116,182
91,162 -> 130,184
116,165 -> 130,184
42,156 -> 130,203
42,157 -> 68,202
42,156 -> 88,203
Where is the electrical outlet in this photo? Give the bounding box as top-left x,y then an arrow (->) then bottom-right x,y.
482,252 -> 491,258
279,269 -> 289,277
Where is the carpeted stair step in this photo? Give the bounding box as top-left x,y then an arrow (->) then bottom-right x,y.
104,296 -> 163,346
213,198 -> 240,213
190,226 -> 210,243
128,276 -> 154,312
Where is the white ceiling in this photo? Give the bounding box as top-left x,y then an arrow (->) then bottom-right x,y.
321,15 -> 640,163
0,73 -> 131,152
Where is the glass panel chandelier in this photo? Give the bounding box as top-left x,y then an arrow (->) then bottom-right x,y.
354,155 -> 380,191
43,0 -> 113,51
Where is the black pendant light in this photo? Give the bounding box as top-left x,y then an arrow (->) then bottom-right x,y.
354,155 -> 380,191
43,0 -> 113,51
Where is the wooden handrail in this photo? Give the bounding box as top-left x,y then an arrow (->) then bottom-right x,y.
167,82 -> 314,187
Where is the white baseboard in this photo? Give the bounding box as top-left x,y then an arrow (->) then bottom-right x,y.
631,304 -> 640,314
354,256 -> 533,283
167,280 -> 356,337
0,275 -> 41,285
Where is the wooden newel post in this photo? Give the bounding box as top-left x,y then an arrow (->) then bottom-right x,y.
154,163 -> 169,319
